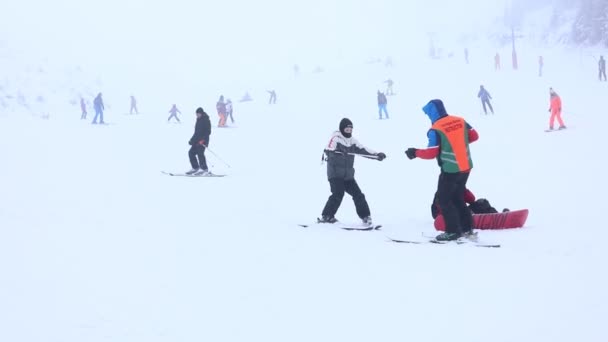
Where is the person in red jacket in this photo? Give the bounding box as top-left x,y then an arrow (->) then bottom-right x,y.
405,99 -> 479,241
432,188 -> 476,219
548,87 -> 566,131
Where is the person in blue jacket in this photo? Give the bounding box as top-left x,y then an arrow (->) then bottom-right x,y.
477,85 -> 494,115
92,93 -> 105,124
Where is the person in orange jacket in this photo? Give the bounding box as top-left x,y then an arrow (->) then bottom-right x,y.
548,87 -> 566,131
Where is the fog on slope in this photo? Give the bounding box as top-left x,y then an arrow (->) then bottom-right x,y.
0,0 -> 503,85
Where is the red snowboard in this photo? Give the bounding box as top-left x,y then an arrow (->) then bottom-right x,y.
434,209 -> 529,231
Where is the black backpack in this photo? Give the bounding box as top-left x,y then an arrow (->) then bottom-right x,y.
468,198 -> 498,214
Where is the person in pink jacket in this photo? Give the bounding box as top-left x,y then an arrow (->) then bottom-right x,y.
548,87 -> 566,131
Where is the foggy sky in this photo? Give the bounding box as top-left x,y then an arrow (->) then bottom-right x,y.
0,0 -> 504,68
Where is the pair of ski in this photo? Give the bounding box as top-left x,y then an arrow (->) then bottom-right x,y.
298,218 -> 382,231
387,236 -> 500,248
300,221 -> 499,247
161,171 -> 226,177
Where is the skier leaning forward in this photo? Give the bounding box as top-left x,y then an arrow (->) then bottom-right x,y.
319,118 -> 386,226
405,99 -> 479,241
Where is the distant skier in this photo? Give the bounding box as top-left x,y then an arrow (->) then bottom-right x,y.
216,95 -> 227,127
186,107 -> 212,175
384,56 -> 393,67
240,92 -> 252,102
267,90 -> 277,104
168,104 -> 181,123
377,91 -> 389,119
92,92 -> 105,124
547,87 -> 566,131
477,85 -> 494,114
599,56 -> 607,81
464,47 -> 469,64
538,56 -> 544,77
225,99 -> 234,123
319,118 -> 386,226
80,97 -> 87,119
494,53 -> 501,70
404,99 -> 479,241
130,95 -> 138,114
384,79 -> 394,95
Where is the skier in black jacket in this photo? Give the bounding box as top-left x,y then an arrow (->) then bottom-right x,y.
319,118 -> 386,226
186,107 -> 212,175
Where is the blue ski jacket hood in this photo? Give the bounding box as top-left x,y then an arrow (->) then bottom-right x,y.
422,99 -> 448,124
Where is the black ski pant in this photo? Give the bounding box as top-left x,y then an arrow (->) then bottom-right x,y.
482,99 -> 494,114
600,69 -> 607,81
322,178 -> 370,219
436,171 -> 473,235
189,144 -> 208,170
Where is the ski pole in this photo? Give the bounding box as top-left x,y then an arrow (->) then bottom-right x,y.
205,146 -> 231,168
329,150 -> 381,160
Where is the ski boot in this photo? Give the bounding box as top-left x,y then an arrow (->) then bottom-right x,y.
362,216 -> 373,227
194,169 -> 210,176
318,215 -> 338,224
185,168 -> 200,175
435,232 -> 462,242
462,230 -> 479,242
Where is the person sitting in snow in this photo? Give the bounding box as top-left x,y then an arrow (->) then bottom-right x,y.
431,188 -> 507,219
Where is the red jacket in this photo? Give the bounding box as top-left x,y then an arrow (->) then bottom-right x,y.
432,188 -> 476,219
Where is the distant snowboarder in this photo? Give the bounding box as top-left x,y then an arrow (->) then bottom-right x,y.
168,104 -> 181,123
319,118 -> 386,226
477,85 -> 494,114
186,107 -> 212,175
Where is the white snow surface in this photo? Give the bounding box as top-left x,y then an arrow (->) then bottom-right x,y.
1,45 -> 607,342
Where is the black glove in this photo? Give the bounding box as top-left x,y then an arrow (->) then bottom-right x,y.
376,152 -> 386,161
188,139 -> 194,145
405,148 -> 418,160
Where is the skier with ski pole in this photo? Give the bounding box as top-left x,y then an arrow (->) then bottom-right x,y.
318,118 -> 386,226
